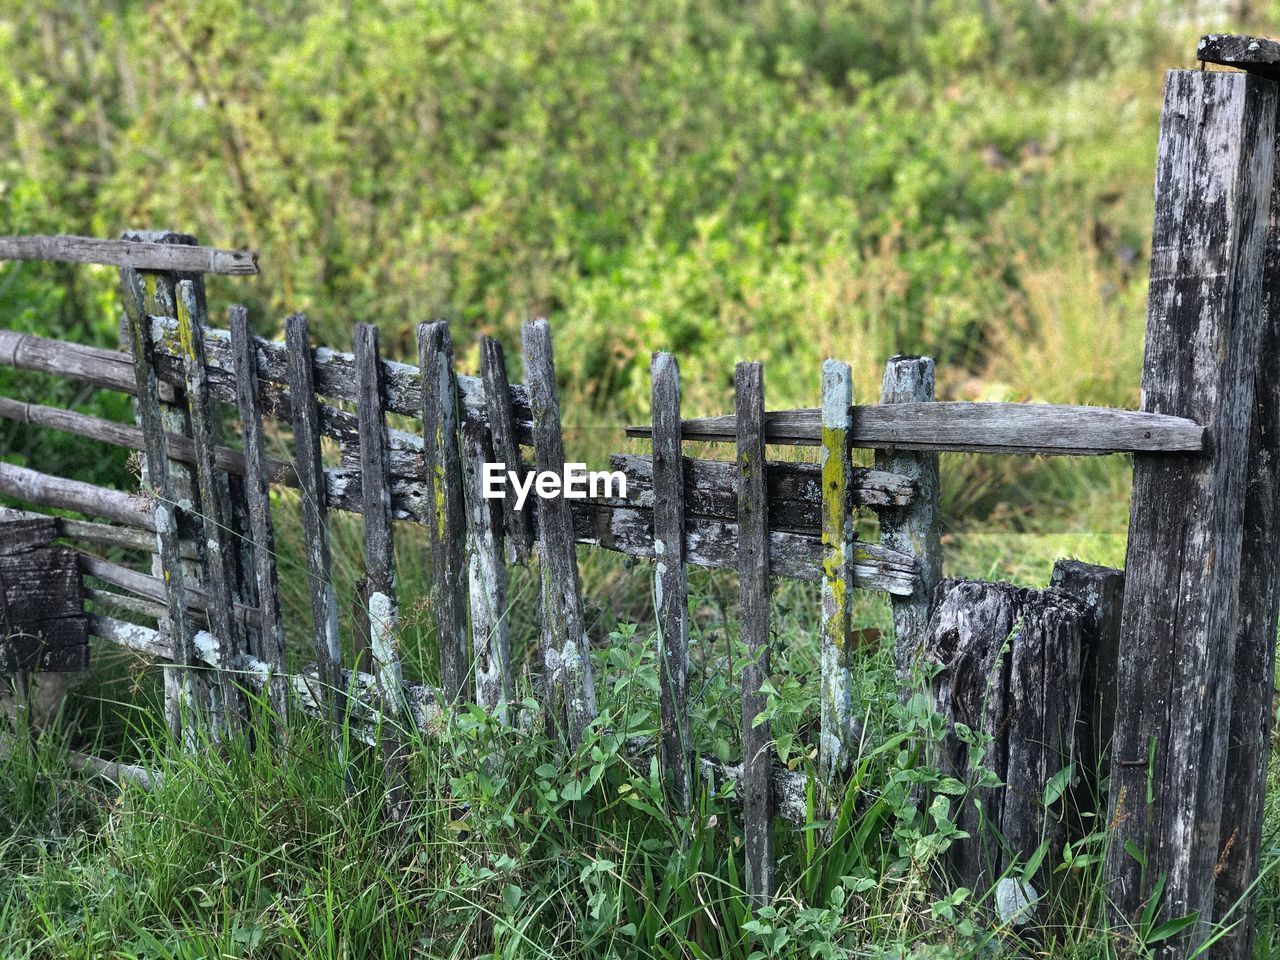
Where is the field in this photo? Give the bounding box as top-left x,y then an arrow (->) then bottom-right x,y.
0,1 -> 1277,957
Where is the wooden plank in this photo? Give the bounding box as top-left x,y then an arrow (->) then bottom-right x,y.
354,322 -> 409,820
524,318 -> 598,747
0,234 -> 257,275
120,265 -> 202,746
624,402 -> 1206,455
876,357 -> 944,685
610,454 -> 914,520
1198,34 -> 1280,79
284,314 -> 344,728
1211,44 -> 1280,959
651,352 -> 691,810
418,321 -> 469,703
736,361 -> 773,909
176,279 -> 241,732
570,501 -> 917,595
0,462 -> 155,530
77,552 -> 261,627
0,542 -> 89,673
0,329 -> 151,396
1104,70 -> 1277,954
229,305 -> 289,727
481,336 -> 532,563
818,360 -> 857,785
461,397 -> 513,710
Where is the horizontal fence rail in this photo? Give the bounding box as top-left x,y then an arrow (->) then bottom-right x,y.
0,235 -> 258,275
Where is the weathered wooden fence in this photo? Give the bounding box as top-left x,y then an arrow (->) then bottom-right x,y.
1,32 -> 1279,959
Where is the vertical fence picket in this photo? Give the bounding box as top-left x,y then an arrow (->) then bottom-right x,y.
651,351 -> 691,810
736,360 -> 774,908
819,359 -> 856,785
120,266 -> 201,749
876,356 -> 943,687
175,279 -> 241,733
481,336 -> 532,565
229,306 -> 289,728
461,399 -> 513,710
419,322 -> 469,704
284,314 -> 344,733
523,318 -> 598,747
354,323 -> 409,820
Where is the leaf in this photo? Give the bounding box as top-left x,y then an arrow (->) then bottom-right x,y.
1125,839 -> 1148,869
1145,911 -> 1199,945
502,884 -> 523,913
1042,763 -> 1073,807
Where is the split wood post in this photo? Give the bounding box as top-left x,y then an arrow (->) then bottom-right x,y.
875,356 -> 942,690
1104,68 -> 1277,955
1194,36 -> 1280,960
481,336 -> 533,565
523,318 -> 598,747
651,351 -> 691,810
819,359 -> 857,787
461,376 -> 513,711
284,315 -> 344,735
118,230 -> 205,744
736,361 -> 774,909
228,306 -> 289,728
175,279 -> 242,733
419,322 -> 469,704
119,264 -> 202,749
354,323 -> 409,820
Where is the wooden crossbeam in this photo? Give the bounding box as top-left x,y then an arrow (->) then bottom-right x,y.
0,235 -> 258,275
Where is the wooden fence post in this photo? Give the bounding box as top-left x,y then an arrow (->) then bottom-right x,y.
523,318 -> 598,747
419,322 -> 470,704
875,356 -> 942,688
651,351 -> 691,810
1104,69 -> 1277,953
481,336 -> 532,565
284,314 -> 344,734
819,359 -> 856,786
736,361 -> 774,908
228,306 -> 288,728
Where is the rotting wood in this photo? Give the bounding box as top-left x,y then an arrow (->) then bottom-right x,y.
877,357 -> 944,686
736,361 -> 774,909
1104,70 -> 1277,955
419,321 -> 470,704
0,234 -> 257,275
0,520 -> 88,672
651,351 -> 691,810
524,318 -> 598,747
355,323 -> 409,821
481,335 -> 532,564
819,360 -> 857,786
229,305 -> 288,727
1198,34 -> 1280,79
625,402 -> 1206,455
284,314 -> 344,730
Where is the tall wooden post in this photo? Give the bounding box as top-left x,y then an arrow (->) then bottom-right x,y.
1104,68 -> 1276,955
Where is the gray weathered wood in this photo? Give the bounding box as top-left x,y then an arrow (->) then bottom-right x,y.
877,357 -> 944,686
1198,34 -> 1280,78
0,329 -> 153,396
610,453 -> 914,523
418,321 -> 470,704
461,400 -> 513,711
0,461 -> 156,530
355,323 -> 409,820
819,360 -> 857,785
284,314 -> 344,728
176,279 -> 241,732
0,519 -> 88,672
77,552 -> 261,628
229,305 -> 288,727
651,352 -> 691,810
625,402 -> 1205,455
0,234 -> 257,274
524,318 -> 598,747
1104,70 -> 1277,954
736,361 -> 773,909
120,265 -> 202,745
571,501 -> 917,594
481,336 -> 532,564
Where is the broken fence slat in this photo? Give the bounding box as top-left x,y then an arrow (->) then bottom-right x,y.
736,361 -> 774,910
651,351 -> 691,810
0,234 -> 257,275
524,318 -> 598,747
418,321 -> 470,704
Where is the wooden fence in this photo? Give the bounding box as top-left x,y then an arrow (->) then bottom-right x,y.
1,33 -> 1279,959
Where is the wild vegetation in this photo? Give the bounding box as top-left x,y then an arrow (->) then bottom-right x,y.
0,1 -> 1277,957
